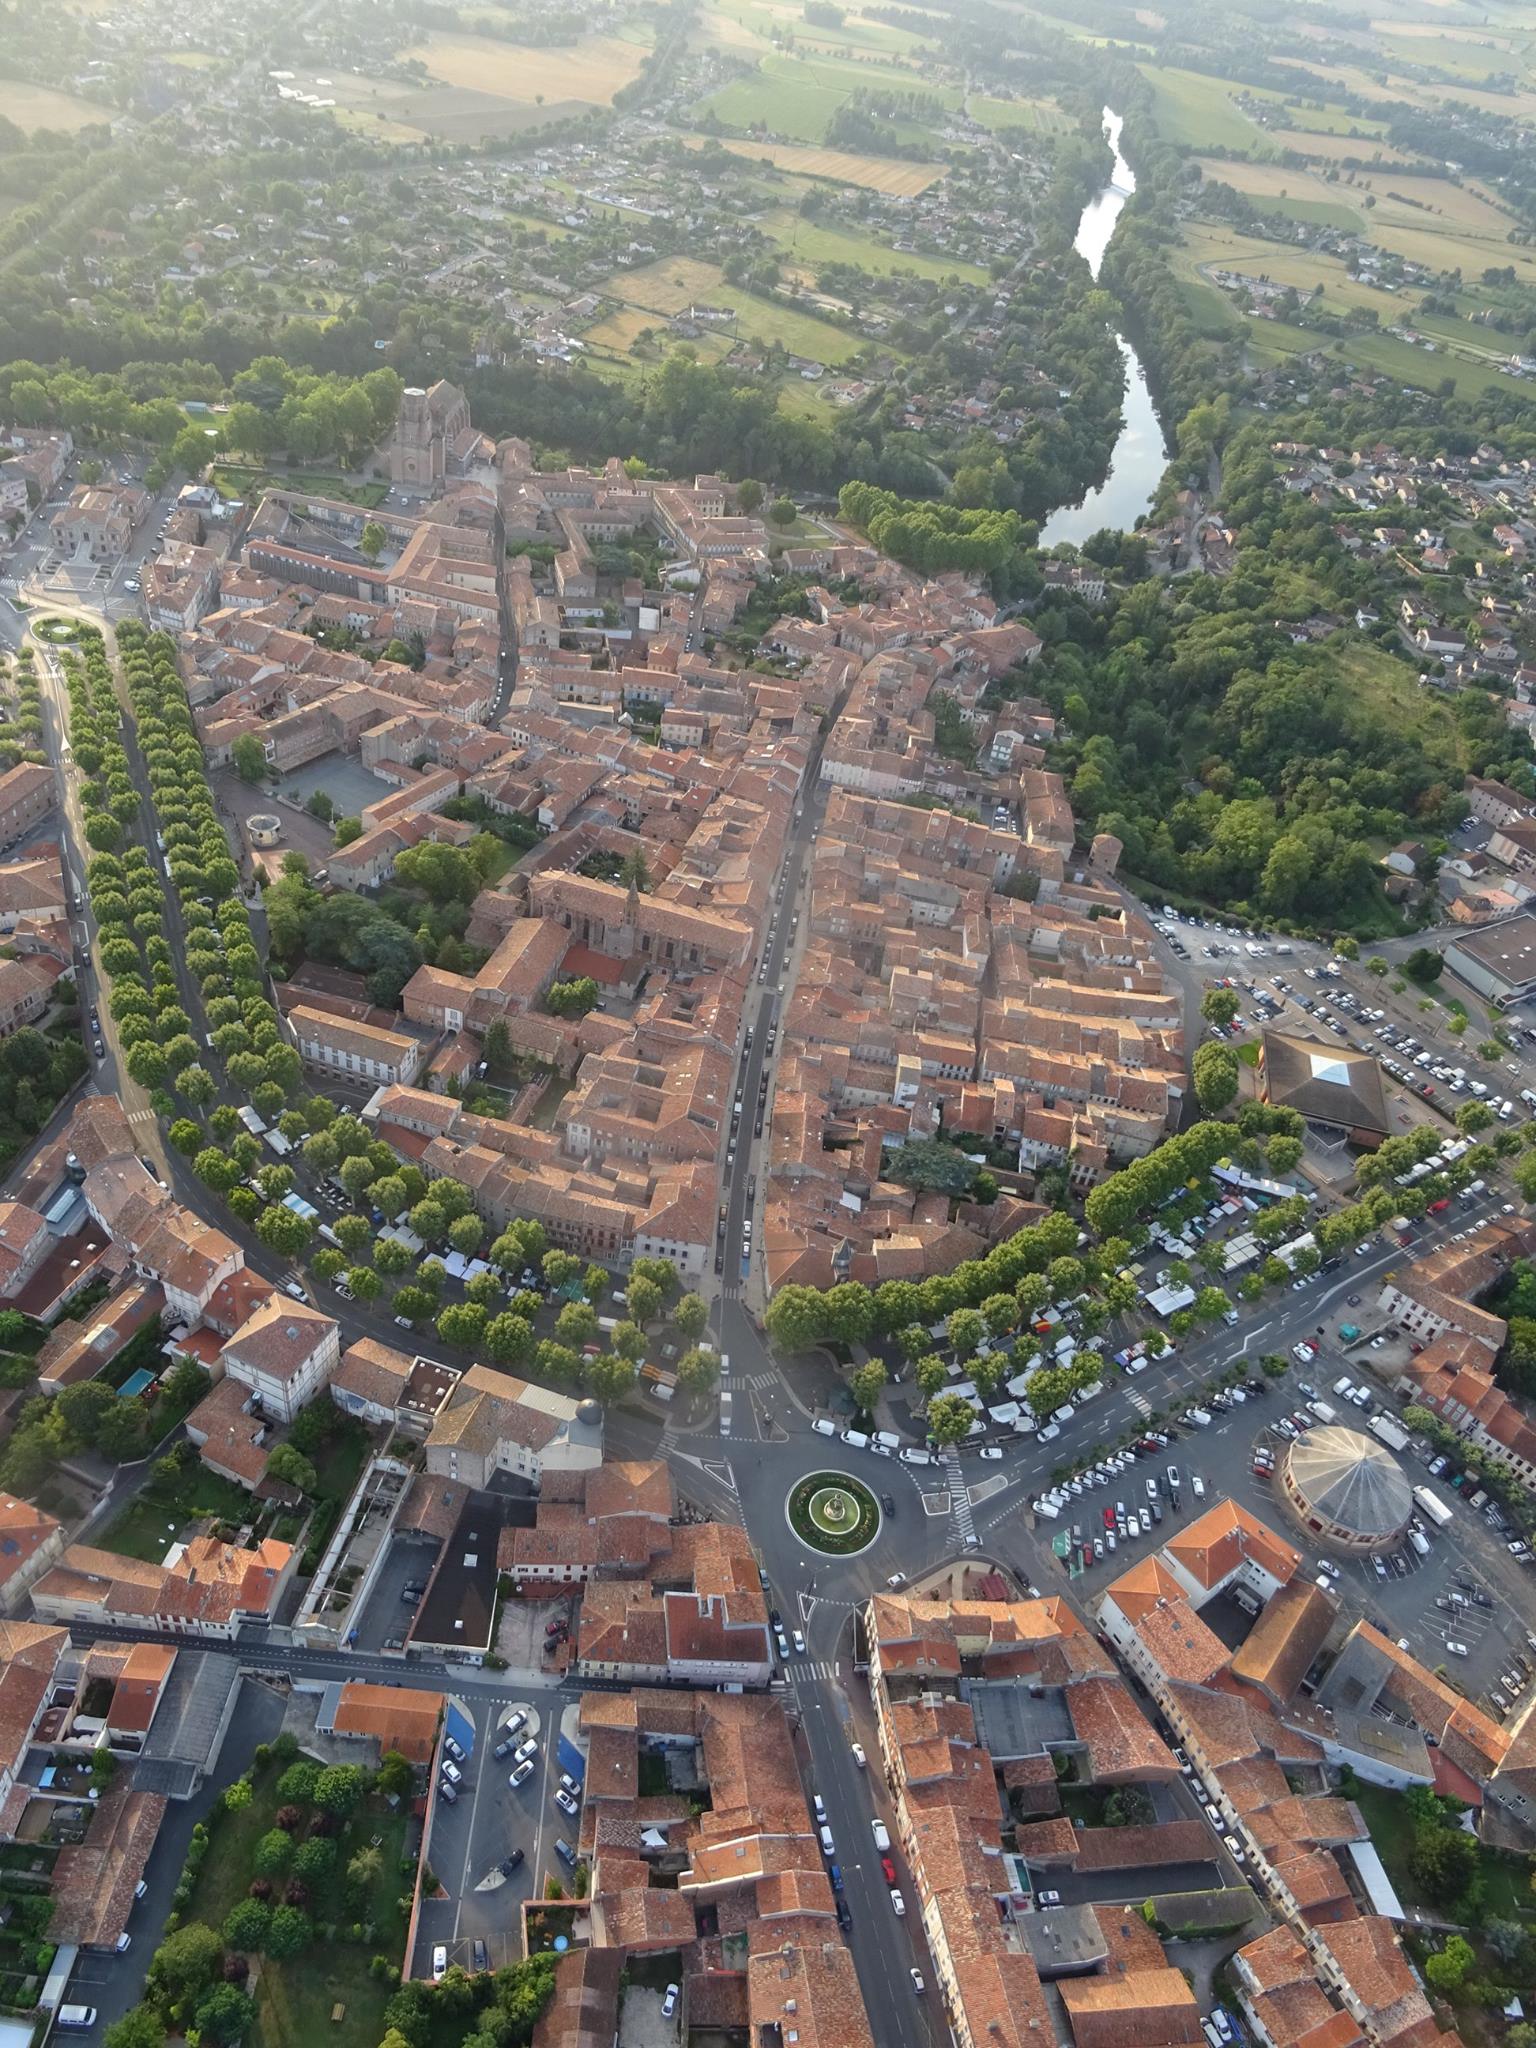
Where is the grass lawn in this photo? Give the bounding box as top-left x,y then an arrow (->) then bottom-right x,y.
0,81 -> 109,132
210,466 -> 389,509
185,1759 -> 412,2048
1349,1783 -> 1528,1920
98,1468 -> 258,1562
313,1424 -> 369,1505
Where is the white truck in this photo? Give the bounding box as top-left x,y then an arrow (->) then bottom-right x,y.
1368,1413 -> 1410,1453
1412,1484 -> 1453,1529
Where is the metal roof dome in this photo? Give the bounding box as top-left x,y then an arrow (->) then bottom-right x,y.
1283,1426 -> 1412,1540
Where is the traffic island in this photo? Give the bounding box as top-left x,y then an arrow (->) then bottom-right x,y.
786,1470 -> 882,1556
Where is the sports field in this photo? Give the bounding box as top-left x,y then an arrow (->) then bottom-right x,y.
702,135 -> 942,193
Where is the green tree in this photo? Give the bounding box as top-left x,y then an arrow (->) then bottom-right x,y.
194,1987 -> 256,2046
149,1920 -> 225,2002
1424,1936 -> 1475,1992
586,1352 -> 638,1404
313,1763 -> 365,1815
676,1345 -> 718,1391
673,1293 -> 708,1340
926,1391 -> 975,1445
1201,987 -> 1240,1028
266,1443 -> 317,1493
849,1360 -> 886,1414
232,733 -> 267,784
223,1899 -> 272,1953
1193,1040 -> 1240,1113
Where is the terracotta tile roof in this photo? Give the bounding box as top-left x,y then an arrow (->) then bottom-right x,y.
331,1681 -> 444,1764
1165,1500 -> 1300,1593
104,1642 -> 176,1735
1065,1675 -> 1179,1779
1061,1968 -> 1204,2048
532,1947 -> 623,2048
1230,1579 -> 1336,1705
0,1494 -> 60,1590
50,1785 -> 168,1948
222,1291 -> 336,1383
1238,1925 -> 1317,1995
1318,1918 -> 1435,2047
1073,1821 -> 1212,1870
0,1620 -> 67,1773
1134,1597 -> 1230,1684
1101,1554 -> 1185,1623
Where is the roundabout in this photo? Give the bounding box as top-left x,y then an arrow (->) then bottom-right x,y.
787,1470 -> 882,1557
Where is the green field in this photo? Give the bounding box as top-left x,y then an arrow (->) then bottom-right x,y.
603,252 -> 866,363
759,204 -> 987,282
700,0 -> 934,55
698,46 -> 957,140
1137,65 -> 1267,150
965,91 -> 1071,134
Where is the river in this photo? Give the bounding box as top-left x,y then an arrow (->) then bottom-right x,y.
1040,108 -> 1167,546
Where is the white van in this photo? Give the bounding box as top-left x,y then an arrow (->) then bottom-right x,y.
874,1431 -> 901,1453
840,1428 -> 870,1449
812,1417 -> 836,1437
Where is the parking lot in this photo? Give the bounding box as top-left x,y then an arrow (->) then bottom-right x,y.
412,1686 -> 574,1982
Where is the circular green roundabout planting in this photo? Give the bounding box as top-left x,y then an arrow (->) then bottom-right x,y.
33,618 -> 80,643
787,1470 -> 882,1556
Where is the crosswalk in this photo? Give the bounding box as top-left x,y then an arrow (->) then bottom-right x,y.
791,1658 -> 839,1682
1127,1387 -> 1153,1417
942,1447 -> 978,1545
724,1372 -> 778,1392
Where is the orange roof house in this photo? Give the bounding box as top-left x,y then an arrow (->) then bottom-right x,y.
328,1681 -> 444,1765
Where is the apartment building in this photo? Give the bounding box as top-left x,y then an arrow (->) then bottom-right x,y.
219,1291 -> 341,1424
1376,1214 -> 1536,1347
31,1533 -> 297,1638
0,762 -> 55,847
424,1365 -> 603,1489
287,1003 -> 428,1088
50,481 -> 149,560
0,1496 -> 64,1611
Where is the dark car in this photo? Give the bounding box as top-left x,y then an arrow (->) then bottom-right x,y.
835,1896 -> 852,1932
472,1939 -> 489,1974
880,1493 -> 895,1515
500,1849 -> 525,1877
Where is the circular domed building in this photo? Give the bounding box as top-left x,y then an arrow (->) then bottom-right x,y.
1278,1425 -> 1412,1551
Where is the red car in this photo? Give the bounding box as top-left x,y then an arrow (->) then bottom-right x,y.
1102,1507 -> 1116,1529
1429,1198 -> 1449,1213
881,1856 -> 898,1884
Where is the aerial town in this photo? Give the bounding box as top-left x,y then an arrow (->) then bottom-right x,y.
5,2 -> 1536,2048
